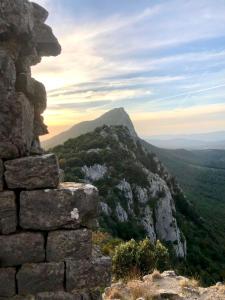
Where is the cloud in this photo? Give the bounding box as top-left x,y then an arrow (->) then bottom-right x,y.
33,0 -> 225,137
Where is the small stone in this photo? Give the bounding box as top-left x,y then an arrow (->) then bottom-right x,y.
0,232 -> 45,267
66,257 -> 111,291
0,268 -> 16,297
20,183 -> 98,230
0,160 -> 3,191
46,229 -> 92,262
0,191 -> 17,234
17,262 -> 64,295
4,154 -> 60,189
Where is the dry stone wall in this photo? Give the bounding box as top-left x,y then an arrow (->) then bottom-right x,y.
0,1 -> 111,299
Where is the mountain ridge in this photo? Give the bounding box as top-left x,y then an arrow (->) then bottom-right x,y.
49,107 -> 225,284
42,107 -> 137,149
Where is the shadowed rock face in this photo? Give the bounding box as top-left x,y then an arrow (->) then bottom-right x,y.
0,0 -> 61,159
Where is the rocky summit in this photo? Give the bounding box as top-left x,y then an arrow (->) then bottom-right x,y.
0,1 -> 111,299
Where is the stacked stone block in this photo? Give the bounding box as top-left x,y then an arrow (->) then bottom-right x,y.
0,0 -> 111,298
0,154 -> 111,299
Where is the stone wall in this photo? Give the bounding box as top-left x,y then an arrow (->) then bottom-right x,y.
0,1 -> 111,299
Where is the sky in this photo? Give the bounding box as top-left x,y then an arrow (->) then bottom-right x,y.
33,0 -> 225,140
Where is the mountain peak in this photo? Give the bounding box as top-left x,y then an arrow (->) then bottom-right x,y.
42,107 -> 137,149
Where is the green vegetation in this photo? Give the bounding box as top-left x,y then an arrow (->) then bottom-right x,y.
52,125 -> 159,241
112,239 -> 169,279
92,231 -> 169,280
52,125 -> 225,285
143,141 -> 225,285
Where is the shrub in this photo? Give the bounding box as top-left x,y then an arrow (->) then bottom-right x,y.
112,239 -> 138,279
154,240 -> 170,271
112,238 -> 170,279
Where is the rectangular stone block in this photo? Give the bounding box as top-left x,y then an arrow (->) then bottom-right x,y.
0,191 -> 17,234
0,160 -> 3,191
17,262 -> 64,295
0,232 -> 45,267
0,92 -> 34,159
4,154 -> 60,189
66,257 -> 111,291
20,182 -> 98,230
0,268 -> 16,297
46,229 -> 92,262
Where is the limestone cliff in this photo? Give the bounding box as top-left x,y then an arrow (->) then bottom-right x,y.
52,125 -> 187,257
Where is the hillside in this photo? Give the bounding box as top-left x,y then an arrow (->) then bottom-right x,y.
145,143 -> 225,262
50,108 -> 225,284
51,124 -> 225,284
52,125 -> 187,258
147,131 -> 225,149
42,107 -> 137,149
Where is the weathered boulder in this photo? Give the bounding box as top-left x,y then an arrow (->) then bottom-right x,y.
46,229 -> 92,262
0,232 -> 45,267
4,154 -> 60,189
0,160 -> 3,191
66,257 -> 111,291
17,262 -> 64,295
0,268 -> 16,297
20,183 -> 98,230
0,92 -> 34,159
0,191 -> 17,234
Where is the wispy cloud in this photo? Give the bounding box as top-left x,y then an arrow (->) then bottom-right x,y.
33,0 -> 225,137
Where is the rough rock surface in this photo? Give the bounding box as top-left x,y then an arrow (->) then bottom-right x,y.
20,183 -> 98,230
0,191 -> 17,234
66,257 -> 111,291
0,0 -> 61,159
36,292 -> 76,300
103,270 -> 225,300
82,164 -> 108,181
0,232 -> 45,267
0,268 -> 16,297
0,160 -> 3,191
17,262 -> 64,295
4,154 -> 60,189
36,290 -> 102,300
46,229 -> 92,262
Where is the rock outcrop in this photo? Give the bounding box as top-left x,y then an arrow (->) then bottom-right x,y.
103,270 -> 225,300
52,125 -> 187,257
0,1 -> 111,298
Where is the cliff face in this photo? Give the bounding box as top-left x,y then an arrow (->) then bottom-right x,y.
0,1 -> 111,299
53,125 -> 187,258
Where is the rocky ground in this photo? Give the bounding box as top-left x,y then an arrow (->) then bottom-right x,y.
103,271 -> 225,300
